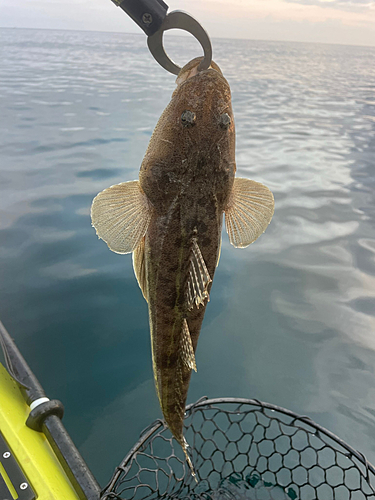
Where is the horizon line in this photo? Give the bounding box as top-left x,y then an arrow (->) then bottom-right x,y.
0,25 -> 374,49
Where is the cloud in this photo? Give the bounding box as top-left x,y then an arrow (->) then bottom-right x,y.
285,0 -> 375,12
1,0 -> 375,47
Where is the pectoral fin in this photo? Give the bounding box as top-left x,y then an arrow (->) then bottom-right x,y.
180,319 -> 197,372
132,236 -> 148,302
225,178 -> 274,248
91,181 -> 152,254
186,239 -> 212,310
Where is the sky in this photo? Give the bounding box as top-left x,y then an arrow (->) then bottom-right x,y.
0,0 -> 375,47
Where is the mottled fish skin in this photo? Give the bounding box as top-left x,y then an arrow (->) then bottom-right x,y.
139,60 -> 235,446
90,57 -> 275,475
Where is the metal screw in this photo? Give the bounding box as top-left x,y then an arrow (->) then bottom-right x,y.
142,13 -> 153,25
3,452 -> 10,459
20,483 -> 28,490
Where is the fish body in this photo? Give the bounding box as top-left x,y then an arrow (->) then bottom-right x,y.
91,58 -> 274,471
139,61 -> 235,445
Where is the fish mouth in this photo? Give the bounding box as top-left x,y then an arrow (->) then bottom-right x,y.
176,67 -> 230,94
176,57 -> 227,87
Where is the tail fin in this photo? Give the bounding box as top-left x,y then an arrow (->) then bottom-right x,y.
182,438 -> 198,483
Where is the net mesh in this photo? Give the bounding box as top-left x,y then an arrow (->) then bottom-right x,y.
101,397 -> 375,500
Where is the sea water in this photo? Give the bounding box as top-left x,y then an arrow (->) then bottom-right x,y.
0,28 -> 375,488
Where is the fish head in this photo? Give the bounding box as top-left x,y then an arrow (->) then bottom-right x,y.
140,58 -> 236,210
173,57 -> 235,148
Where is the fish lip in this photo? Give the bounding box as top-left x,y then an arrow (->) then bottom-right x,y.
177,67 -> 229,89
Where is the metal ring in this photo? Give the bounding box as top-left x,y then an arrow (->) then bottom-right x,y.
147,11 -> 212,75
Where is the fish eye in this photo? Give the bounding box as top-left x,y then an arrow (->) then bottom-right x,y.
219,113 -> 231,129
181,110 -> 196,128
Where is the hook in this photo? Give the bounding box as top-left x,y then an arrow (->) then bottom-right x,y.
147,11 -> 212,75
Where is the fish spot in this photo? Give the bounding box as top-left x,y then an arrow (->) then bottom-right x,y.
197,195 -> 205,205
168,263 -> 178,273
201,236 -> 211,247
198,221 -> 208,233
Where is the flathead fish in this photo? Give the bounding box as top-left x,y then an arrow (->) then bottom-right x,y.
91,57 -> 274,477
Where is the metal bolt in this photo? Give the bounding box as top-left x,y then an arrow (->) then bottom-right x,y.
20,483 -> 28,490
3,452 -> 10,459
142,13 -> 153,25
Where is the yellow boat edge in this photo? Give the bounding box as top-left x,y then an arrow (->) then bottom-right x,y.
0,362 -> 80,500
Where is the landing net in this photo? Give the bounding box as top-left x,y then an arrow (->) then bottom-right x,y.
101,397 -> 375,500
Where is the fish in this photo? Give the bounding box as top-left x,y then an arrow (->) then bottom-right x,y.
90,57 -> 274,478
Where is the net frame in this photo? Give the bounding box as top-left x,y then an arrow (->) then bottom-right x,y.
101,397 -> 375,500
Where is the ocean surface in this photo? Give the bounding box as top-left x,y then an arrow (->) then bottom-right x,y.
0,28 -> 375,488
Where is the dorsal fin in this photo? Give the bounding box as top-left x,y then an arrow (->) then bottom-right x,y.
180,319 -> 197,372
186,238 -> 212,310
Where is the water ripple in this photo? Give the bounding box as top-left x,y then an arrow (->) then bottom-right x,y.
0,28 -> 375,487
